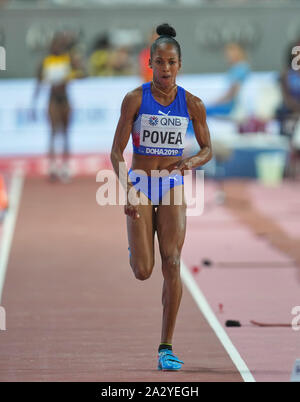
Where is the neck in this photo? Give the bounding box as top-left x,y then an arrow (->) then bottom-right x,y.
152,79 -> 177,96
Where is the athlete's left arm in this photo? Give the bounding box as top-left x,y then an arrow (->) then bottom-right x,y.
176,94 -> 213,171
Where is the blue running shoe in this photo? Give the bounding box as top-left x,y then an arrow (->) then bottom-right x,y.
157,349 -> 184,371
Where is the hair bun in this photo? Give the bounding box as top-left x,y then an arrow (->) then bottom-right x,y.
156,23 -> 176,38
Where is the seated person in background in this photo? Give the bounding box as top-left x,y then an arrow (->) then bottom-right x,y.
89,33 -> 113,76
206,42 -> 250,117
110,46 -> 133,76
276,40 -> 300,136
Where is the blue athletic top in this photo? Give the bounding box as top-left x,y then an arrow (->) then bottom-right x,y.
132,82 -> 190,157
227,61 -> 250,106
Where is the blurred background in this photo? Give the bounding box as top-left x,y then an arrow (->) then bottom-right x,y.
1,0 -> 300,383
0,0 -> 300,182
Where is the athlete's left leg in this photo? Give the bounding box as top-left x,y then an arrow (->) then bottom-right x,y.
61,102 -> 71,156
48,100 -> 61,180
61,102 -> 71,181
155,185 -> 186,345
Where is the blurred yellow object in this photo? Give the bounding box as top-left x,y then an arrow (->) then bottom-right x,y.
89,49 -> 112,76
42,53 -> 71,84
255,153 -> 286,187
67,70 -> 85,80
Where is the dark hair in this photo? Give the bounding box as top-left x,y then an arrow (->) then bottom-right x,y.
150,23 -> 181,61
93,33 -> 109,51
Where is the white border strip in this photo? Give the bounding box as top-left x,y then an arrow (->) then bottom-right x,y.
181,259 -> 256,382
0,171 -> 24,303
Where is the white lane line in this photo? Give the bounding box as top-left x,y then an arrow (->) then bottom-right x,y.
180,259 -> 256,382
0,171 -> 24,303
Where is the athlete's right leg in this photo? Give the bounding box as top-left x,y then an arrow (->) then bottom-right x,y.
126,199 -> 156,281
48,101 -> 60,179
60,102 -> 71,182
61,101 -> 71,158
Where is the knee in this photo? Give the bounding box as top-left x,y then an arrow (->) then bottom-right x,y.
161,254 -> 181,277
131,262 -> 153,281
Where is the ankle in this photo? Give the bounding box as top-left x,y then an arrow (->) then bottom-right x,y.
158,343 -> 172,352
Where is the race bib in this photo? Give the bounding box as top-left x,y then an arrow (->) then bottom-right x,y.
134,113 -> 189,156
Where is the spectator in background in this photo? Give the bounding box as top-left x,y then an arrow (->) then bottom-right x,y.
276,40 -> 300,178
276,40 -> 300,137
206,42 -> 250,116
139,29 -> 158,83
110,45 -> 133,76
89,33 -> 113,76
64,31 -> 87,80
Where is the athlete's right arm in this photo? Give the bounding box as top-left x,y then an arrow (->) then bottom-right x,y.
110,89 -> 142,219
31,61 -> 43,119
33,61 -> 43,98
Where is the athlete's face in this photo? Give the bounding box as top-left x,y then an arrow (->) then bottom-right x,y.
225,43 -> 244,65
149,43 -> 181,87
50,36 -> 65,55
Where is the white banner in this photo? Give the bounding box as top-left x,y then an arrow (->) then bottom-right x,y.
0,73 -> 278,156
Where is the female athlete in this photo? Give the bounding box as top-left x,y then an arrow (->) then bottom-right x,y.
33,32 -> 85,182
111,23 -> 212,371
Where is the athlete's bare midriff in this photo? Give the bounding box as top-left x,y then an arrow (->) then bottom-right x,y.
131,153 -> 183,176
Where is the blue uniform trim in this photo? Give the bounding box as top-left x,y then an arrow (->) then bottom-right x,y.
132,144 -> 183,157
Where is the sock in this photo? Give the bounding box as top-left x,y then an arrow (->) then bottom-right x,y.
158,343 -> 172,352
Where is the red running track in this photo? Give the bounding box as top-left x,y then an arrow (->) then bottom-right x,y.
182,178 -> 300,382
0,177 -> 242,382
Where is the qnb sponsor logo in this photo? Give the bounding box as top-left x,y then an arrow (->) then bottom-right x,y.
160,117 -> 182,126
292,46 -> 300,71
291,306 -> 300,331
148,115 -> 183,127
149,116 -> 158,126
0,306 -> 6,331
0,46 -> 6,71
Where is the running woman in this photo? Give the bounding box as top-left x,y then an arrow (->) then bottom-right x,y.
111,23 -> 212,371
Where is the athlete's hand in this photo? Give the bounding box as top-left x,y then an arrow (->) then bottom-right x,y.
167,159 -> 192,175
124,204 -> 140,220
125,185 -> 140,219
